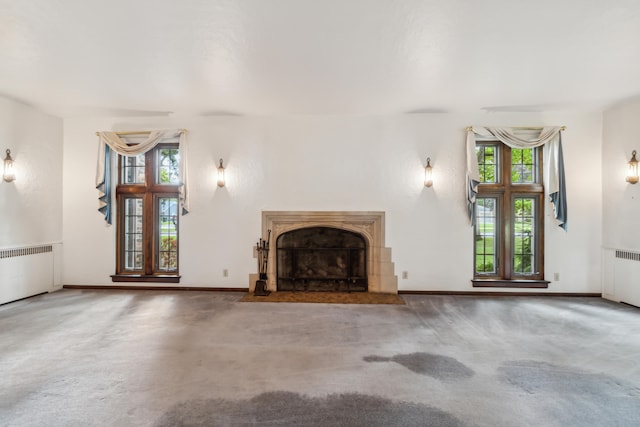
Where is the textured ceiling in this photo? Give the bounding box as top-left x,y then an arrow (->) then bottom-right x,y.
1,0 -> 640,117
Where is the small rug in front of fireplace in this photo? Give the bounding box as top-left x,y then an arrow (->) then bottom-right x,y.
240,292 -> 404,305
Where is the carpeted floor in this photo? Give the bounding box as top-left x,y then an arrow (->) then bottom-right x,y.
1,290 -> 640,426
240,291 -> 405,304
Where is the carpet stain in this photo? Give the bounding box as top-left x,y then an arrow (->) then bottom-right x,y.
364,352 -> 475,381
499,360 -> 640,397
154,391 -> 466,427
499,360 -> 640,425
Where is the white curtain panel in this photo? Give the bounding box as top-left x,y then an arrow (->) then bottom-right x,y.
95,129 -> 189,224
466,126 -> 566,230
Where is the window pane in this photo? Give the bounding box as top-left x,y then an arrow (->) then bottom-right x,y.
158,197 -> 178,272
123,198 -> 143,271
157,149 -> 180,184
474,198 -> 497,274
513,197 -> 535,274
122,154 -> 145,184
512,148 -> 536,183
476,145 -> 498,183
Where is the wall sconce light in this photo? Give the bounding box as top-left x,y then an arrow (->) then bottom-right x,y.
424,157 -> 433,187
3,149 -> 15,182
626,150 -> 638,184
217,158 -> 226,187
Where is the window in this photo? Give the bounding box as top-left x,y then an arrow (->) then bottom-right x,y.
473,142 -> 548,287
113,144 -> 180,282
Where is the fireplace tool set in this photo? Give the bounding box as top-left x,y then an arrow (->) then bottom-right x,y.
254,229 -> 271,296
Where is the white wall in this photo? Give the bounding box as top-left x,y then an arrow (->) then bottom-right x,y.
602,97 -> 640,303
603,97 -> 640,250
0,95 -> 63,303
62,112 -> 603,292
0,96 -> 63,248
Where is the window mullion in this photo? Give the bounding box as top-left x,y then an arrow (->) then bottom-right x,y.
498,189 -> 505,277
502,145 -> 512,280
143,150 -> 155,276
536,192 -> 544,279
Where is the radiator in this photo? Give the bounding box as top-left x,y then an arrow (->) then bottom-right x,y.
603,248 -> 640,307
0,243 -> 62,305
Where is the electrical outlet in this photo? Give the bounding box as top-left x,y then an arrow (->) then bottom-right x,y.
223,269 -> 229,277
402,271 -> 408,279
554,272 -> 559,281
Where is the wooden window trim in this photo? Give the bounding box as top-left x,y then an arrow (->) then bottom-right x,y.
114,144 -> 180,282
111,274 -> 181,283
472,279 -> 549,288
474,142 -> 545,286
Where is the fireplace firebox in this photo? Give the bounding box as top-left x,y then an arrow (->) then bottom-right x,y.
276,227 -> 367,292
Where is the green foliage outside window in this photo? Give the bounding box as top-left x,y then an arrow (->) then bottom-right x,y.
160,235 -> 177,270
512,148 -> 534,183
159,149 -> 179,184
513,198 -> 534,273
477,146 -> 497,183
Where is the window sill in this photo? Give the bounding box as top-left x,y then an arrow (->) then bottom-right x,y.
111,274 -> 180,283
472,279 -> 549,288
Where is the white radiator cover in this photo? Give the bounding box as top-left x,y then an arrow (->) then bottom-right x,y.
0,243 -> 62,305
603,247 -> 640,307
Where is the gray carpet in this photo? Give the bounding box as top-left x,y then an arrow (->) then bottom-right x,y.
1,290 -> 639,426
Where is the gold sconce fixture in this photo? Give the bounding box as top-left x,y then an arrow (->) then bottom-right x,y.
627,150 -> 638,184
424,157 -> 433,187
3,149 -> 15,182
217,158 -> 226,187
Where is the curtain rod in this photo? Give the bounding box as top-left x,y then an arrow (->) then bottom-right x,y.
95,129 -> 187,136
466,126 -> 566,132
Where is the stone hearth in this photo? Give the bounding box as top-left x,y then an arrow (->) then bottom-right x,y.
249,211 -> 397,294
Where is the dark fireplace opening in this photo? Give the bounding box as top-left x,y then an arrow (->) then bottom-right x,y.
276,227 -> 367,292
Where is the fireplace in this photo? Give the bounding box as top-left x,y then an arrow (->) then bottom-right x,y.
250,211 -> 397,294
277,227 -> 367,292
